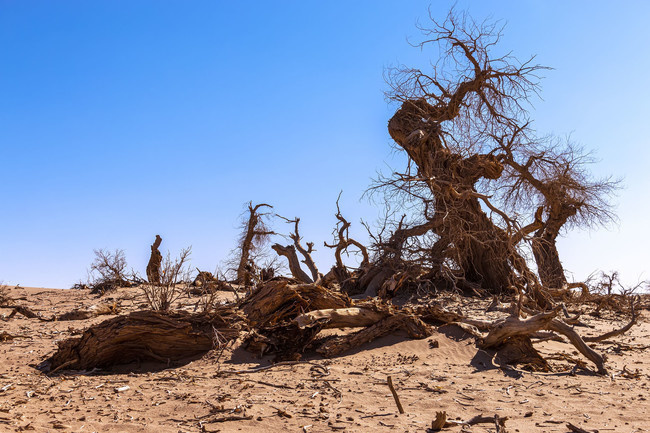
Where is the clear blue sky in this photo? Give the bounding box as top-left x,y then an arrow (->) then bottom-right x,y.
1,1 -> 648,289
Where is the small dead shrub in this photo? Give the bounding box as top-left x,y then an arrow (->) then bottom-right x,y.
86,249 -> 132,295
141,247 -> 192,311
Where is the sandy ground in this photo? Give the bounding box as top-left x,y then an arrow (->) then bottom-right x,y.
1,286 -> 648,433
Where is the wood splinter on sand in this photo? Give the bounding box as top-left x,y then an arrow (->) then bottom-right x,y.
387,375 -> 405,414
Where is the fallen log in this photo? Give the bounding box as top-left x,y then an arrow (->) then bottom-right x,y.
317,312 -> 433,357
2,304 -> 49,321
43,308 -> 245,373
480,306 -> 563,348
244,321 -> 324,360
240,280 -> 351,327
293,307 -> 388,329
479,306 -> 607,374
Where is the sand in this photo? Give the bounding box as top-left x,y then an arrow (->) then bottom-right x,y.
1,285 -> 648,433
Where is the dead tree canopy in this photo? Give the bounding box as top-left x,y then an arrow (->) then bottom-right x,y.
382,11 -> 545,295
495,131 -> 619,289
376,10 -> 616,297
146,235 -> 163,284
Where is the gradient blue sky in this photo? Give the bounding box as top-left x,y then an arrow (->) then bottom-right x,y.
1,1 -> 648,289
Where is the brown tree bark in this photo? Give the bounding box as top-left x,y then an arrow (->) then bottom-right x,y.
387,101 -> 521,293
532,229 -> 567,290
44,308 -> 245,373
146,235 -> 163,284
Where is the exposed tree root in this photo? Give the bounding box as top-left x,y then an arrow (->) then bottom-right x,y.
415,300 -> 617,374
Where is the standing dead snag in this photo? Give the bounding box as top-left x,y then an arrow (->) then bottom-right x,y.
146,235 -> 163,284
495,132 -> 619,290
378,9 -> 617,299
274,216 -> 321,283
323,197 -> 372,294
383,10 -> 547,295
271,244 -> 314,283
141,247 -> 192,311
235,202 -> 275,286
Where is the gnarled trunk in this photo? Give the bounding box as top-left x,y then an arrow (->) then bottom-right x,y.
532,230 -> 567,290
386,101 -> 521,294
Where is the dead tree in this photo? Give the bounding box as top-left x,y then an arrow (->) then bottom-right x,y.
275,216 -> 321,282
322,197 -> 371,294
43,308 -> 245,373
88,248 -> 132,294
271,244 -> 313,283
235,202 -> 275,285
146,235 -> 163,284
495,130 -> 619,290
377,10 -> 618,300
381,10 -> 547,295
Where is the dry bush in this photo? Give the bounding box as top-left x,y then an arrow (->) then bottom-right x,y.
91,249 -> 128,282
85,249 -> 132,294
141,247 -> 192,311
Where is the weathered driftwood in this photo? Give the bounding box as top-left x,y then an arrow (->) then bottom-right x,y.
2,304 -> 50,321
432,411 -> 508,430
479,306 -> 607,374
317,312 -> 433,357
431,411 -> 509,431
480,306 -> 563,348
293,307 -> 387,329
44,308 -> 245,373
547,319 -> 606,374
241,283 -> 433,359
240,280 -> 351,327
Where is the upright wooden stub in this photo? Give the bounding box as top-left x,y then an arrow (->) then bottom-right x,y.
146,235 -> 163,283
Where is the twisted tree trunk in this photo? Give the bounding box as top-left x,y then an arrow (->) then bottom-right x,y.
387,101 -> 521,293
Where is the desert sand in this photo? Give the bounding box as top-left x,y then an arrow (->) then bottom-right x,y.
1,285 -> 648,433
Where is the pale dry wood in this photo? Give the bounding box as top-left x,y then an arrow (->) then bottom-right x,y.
547,319 -> 607,374
293,307 -> 388,329
481,306 -> 563,348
